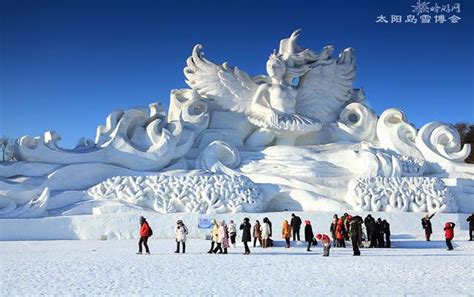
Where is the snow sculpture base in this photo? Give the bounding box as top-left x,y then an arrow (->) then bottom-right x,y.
88,172 -> 263,214
345,177 -> 458,213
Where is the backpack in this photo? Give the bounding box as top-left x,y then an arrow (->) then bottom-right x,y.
148,226 -> 153,237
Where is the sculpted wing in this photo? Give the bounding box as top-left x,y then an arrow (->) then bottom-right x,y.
184,44 -> 258,114
295,48 -> 364,124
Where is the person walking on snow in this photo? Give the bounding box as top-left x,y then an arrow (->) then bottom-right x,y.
290,213 -> 302,241
444,222 -> 456,251
304,220 -> 315,252
350,216 -> 362,256
260,219 -> 271,248
240,218 -> 252,255
253,220 -> 263,247
208,219 -> 219,253
228,220 -> 237,247
421,213 -> 435,241
175,220 -> 188,253
137,216 -> 152,255
213,220 -> 229,254
467,213 -> 474,241
282,220 -> 292,248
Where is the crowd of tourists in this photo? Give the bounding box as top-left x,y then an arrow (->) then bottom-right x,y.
135,212 -> 474,256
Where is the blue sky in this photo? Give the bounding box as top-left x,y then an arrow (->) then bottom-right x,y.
1,0 -> 473,147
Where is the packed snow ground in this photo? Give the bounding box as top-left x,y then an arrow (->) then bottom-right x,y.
1,237 -> 473,296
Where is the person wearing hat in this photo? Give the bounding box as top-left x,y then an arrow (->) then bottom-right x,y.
137,216 -> 152,255
175,220 -> 188,253
304,220 -> 314,252
421,213 -> 436,241
444,221 -> 456,251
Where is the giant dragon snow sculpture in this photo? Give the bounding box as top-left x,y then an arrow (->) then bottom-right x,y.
0,30 -> 472,218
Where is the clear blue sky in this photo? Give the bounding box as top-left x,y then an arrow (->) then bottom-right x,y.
1,0 -> 473,147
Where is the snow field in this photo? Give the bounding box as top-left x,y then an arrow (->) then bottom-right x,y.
1,238 -> 473,296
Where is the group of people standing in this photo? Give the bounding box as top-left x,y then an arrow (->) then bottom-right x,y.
420,212 -> 464,251
136,212 -> 474,255
329,213 -> 391,253
207,219 -> 236,254
208,214 -> 318,255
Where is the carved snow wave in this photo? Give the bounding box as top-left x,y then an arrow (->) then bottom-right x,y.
0,188 -> 50,218
87,172 -> 263,214
345,177 -> 458,213
13,103 -> 195,171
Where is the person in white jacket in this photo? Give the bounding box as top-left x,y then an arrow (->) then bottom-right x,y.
228,220 -> 237,248
212,220 -> 229,254
175,220 -> 188,253
260,220 -> 271,248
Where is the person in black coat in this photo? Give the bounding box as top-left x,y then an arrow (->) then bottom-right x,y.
364,214 -> 374,242
466,213 -> 474,241
350,216 -> 363,256
382,219 -> 391,248
369,220 -> 379,248
290,213 -> 302,241
304,220 -> 314,252
240,217 -> 252,255
376,218 -> 385,247
421,213 -> 435,241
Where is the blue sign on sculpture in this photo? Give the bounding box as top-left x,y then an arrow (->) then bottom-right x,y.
198,217 -> 212,229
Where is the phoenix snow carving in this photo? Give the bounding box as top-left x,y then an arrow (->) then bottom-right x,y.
184,29 -> 363,145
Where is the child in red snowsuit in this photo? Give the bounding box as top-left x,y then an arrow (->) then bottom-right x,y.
444,222 -> 455,251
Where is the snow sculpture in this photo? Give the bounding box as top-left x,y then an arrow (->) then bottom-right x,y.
1,29 -> 473,218
14,103 -> 194,171
0,188 -> 49,218
345,177 -> 458,213
88,172 -> 263,214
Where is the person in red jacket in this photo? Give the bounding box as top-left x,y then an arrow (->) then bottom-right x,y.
137,216 -> 152,254
335,219 -> 346,248
443,222 -> 455,251
316,234 -> 331,256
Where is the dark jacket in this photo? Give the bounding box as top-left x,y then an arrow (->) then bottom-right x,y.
330,222 -> 337,238
467,215 -> 474,228
421,213 -> 435,234
371,220 -> 380,237
381,220 -> 391,235
364,215 -> 374,228
290,216 -> 302,229
304,224 -> 314,242
240,221 -> 252,242
350,219 -> 362,241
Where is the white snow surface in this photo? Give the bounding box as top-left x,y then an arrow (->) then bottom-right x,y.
1,238 -> 474,296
